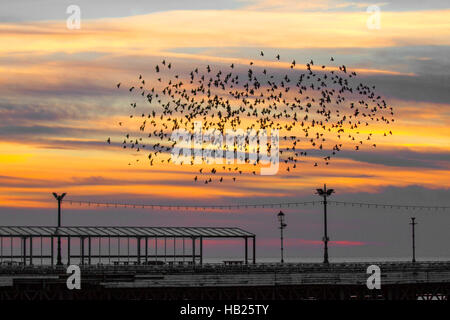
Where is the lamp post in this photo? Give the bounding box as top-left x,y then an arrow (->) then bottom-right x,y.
52,193 -> 66,266
277,211 -> 287,264
315,184 -> 334,264
410,217 -> 417,263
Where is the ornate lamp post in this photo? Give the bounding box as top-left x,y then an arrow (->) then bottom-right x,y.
410,217 -> 417,263
52,193 -> 66,266
277,211 -> 287,263
315,184 -> 334,264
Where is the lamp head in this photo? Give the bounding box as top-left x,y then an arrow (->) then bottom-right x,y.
53,192 -> 67,200
277,210 -> 285,222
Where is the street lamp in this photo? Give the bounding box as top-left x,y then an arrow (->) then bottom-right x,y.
52,192 -> 66,266
410,217 -> 417,263
315,184 -> 334,264
277,211 -> 287,263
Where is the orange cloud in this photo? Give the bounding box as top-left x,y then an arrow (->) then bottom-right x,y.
0,7 -> 449,208
0,9 -> 449,57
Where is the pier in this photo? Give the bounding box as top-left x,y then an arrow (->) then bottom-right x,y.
0,261 -> 448,300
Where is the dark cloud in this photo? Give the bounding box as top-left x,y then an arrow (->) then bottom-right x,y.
1,0 -> 448,24
332,0 -> 450,12
0,119 -> 448,171
335,185 -> 450,205
0,173 -> 198,189
0,0 -> 239,22
335,148 -> 450,169
292,147 -> 450,170
169,45 -> 450,104
364,73 -> 450,105
0,124 -> 101,138
1,46 -> 449,107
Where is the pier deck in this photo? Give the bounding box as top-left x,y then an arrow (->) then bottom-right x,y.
0,261 -> 448,300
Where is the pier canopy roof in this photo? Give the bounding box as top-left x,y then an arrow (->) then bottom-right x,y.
0,226 -> 255,238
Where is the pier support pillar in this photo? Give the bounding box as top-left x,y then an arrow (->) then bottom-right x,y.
88,237 -> 91,265
22,237 -> 26,266
67,236 -> 71,265
192,237 -> 196,265
245,237 -> 248,265
50,236 -> 54,266
81,237 -> 85,265
253,236 -> 256,264
200,237 -> 203,266
29,237 -> 33,265
137,237 -> 141,264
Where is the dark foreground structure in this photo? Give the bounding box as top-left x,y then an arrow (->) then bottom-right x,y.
0,261 -> 449,300
0,225 -> 448,300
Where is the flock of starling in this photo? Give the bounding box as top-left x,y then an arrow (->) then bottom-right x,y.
110,52 -> 394,184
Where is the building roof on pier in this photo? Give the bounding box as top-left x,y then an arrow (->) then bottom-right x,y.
0,226 -> 255,238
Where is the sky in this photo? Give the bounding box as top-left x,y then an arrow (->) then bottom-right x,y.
0,0 -> 449,262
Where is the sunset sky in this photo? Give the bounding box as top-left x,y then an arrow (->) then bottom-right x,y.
0,0 -> 449,261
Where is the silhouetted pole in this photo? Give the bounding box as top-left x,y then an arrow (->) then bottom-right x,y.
316,184 -> 334,264
410,217 -> 417,263
52,193 -> 66,266
277,211 -> 287,263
